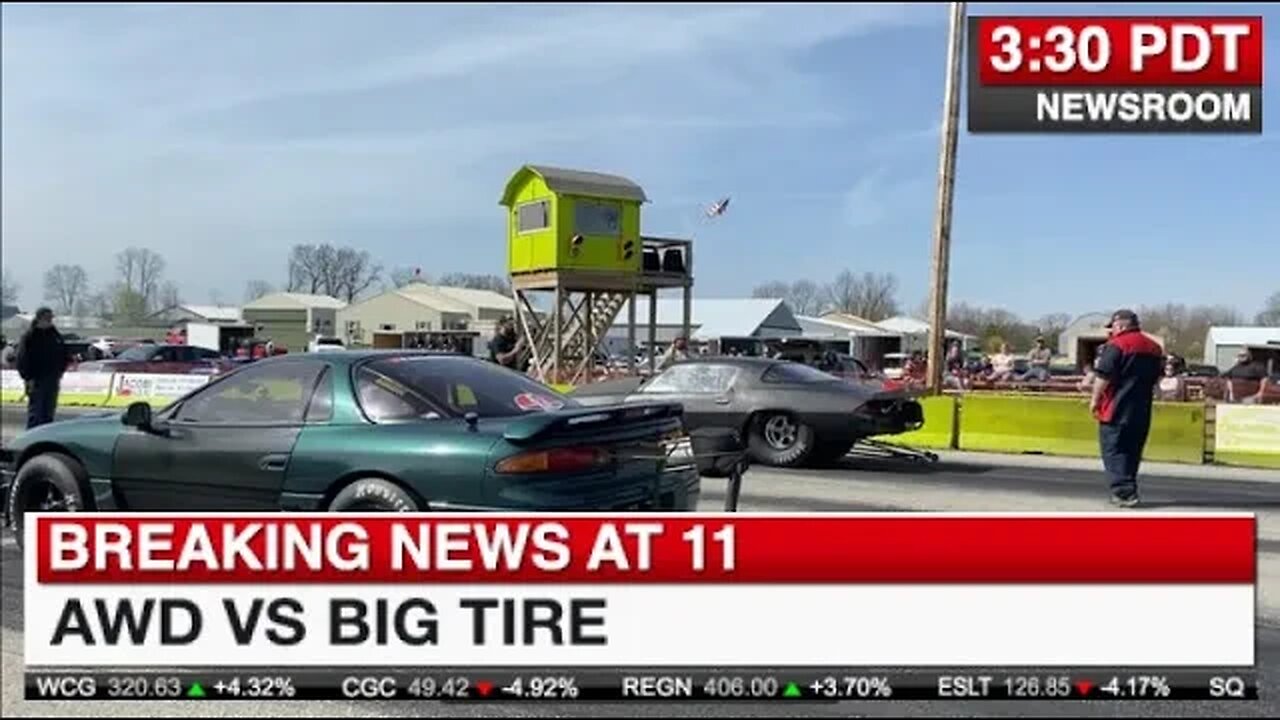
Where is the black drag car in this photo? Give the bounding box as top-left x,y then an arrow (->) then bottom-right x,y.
571,357 -> 925,470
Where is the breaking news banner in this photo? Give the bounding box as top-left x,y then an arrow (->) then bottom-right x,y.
967,16 -> 1264,133
23,513 -> 1256,670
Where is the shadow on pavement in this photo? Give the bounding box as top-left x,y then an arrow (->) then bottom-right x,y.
816,454 -> 996,476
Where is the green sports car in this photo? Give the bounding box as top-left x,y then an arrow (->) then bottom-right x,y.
2,352 -> 700,543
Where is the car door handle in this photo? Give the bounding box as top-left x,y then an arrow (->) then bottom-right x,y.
258,454 -> 289,472
714,397 -> 732,405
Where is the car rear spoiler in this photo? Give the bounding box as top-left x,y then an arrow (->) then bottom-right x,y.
502,402 -> 683,444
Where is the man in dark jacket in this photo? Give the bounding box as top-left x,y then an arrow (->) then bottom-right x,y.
1089,309 -> 1163,507
488,317 -> 526,370
16,307 -> 67,429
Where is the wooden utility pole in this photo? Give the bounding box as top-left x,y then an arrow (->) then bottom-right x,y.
926,1 -> 966,395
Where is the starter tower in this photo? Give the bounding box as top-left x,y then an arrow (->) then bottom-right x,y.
500,165 -> 693,385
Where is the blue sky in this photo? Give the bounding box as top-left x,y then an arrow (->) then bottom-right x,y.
2,2 -> 1277,319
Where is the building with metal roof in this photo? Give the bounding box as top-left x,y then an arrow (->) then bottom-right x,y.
335,283 -> 515,352
241,293 -> 347,352
150,304 -> 244,325
1059,312 -> 1165,370
605,298 -> 802,351
1204,326 -> 1280,370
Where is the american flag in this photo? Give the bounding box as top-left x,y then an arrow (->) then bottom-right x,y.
705,196 -> 731,218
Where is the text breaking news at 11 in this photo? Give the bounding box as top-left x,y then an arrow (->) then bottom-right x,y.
967,15 -> 1264,132
23,514 -> 1256,669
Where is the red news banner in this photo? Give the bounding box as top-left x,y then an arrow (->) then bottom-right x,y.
967,16 -> 1264,132
25,513 -> 1256,668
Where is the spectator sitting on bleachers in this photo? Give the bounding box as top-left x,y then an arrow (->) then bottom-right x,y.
990,343 -> 1017,381
1156,354 -> 1187,402
1022,336 -> 1053,382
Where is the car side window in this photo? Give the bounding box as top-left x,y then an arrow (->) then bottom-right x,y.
355,367 -> 443,422
304,367 -> 334,423
175,362 -> 325,424
643,364 -> 739,395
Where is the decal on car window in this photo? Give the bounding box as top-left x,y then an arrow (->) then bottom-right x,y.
514,393 -> 565,412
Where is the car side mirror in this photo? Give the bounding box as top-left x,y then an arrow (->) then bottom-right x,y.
122,401 -> 153,430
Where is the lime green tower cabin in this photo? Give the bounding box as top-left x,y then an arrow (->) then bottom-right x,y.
500,165 -> 647,276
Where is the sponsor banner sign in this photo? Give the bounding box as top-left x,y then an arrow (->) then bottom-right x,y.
112,373 -> 211,401
1215,404 -> 1280,456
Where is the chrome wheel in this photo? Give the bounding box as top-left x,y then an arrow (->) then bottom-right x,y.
763,415 -> 798,450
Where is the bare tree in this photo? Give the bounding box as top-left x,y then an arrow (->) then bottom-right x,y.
83,290 -> 112,320
244,280 -> 274,302
437,273 -> 511,296
1256,291 -> 1280,326
115,247 -> 166,311
1136,303 -> 1242,358
788,279 -> 824,316
43,264 -> 90,316
286,243 -> 380,301
751,279 -> 826,316
333,247 -> 382,302
1,268 -> 20,307
824,270 -> 899,321
158,281 -> 181,311
751,281 -> 790,300
1035,312 -> 1072,348
287,244 -> 324,293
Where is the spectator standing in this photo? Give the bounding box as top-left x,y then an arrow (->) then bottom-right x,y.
1024,336 -> 1053,381
488,318 -> 526,370
1089,309 -> 1163,507
659,336 -> 690,370
15,307 -> 67,429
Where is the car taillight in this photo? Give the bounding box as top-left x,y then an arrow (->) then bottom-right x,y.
495,447 -> 609,474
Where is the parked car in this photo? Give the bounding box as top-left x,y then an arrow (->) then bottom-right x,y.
308,336 -> 345,353
86,336 -> 122,359
75,343 -> 233,375
570,356 -> 925,470
1,352 -> 698,545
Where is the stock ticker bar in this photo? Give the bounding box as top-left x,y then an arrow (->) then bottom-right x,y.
25,669 -> 1258,702
966,16 -> 1265,133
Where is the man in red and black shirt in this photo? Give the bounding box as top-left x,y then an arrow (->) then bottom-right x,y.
1090,309 -> 1163,507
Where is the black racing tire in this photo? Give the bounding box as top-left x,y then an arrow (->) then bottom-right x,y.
747,412 -> 817,468
328,478 -> 421,513
8,452 -> 90,551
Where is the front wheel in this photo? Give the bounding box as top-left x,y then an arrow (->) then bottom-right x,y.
8,453 -> 89,550
747,412 -> 816,468
328,478 -> 421,512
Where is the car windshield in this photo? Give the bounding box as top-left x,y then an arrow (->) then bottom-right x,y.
316,337 -> 342,345
358,355 -> 578,420
115,346 -> 156,362
762,362 -> 839,384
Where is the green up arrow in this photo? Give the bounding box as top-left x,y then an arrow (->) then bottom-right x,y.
782,682 -> 803,698
186,682 -> 207,698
